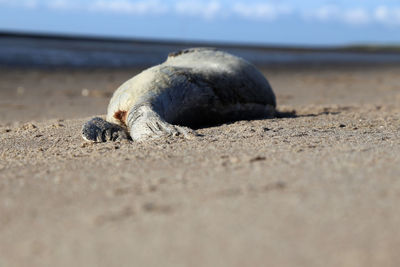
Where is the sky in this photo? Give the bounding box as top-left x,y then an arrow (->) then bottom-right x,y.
0,0 -> 400,46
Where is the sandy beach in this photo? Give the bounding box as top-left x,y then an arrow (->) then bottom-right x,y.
1,64 -> 400,266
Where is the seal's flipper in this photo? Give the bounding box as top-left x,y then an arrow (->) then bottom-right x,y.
82,117 -> 129,142
127,105 -> 196,141
144,119 -> 196,140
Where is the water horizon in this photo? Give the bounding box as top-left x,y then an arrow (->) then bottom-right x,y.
2,31 -> 400,69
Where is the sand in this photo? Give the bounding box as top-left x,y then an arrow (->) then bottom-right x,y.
1,65 -> 400,267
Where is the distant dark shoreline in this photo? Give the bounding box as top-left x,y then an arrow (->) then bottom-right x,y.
1,30 -> 400,68
2,30 -> 400,54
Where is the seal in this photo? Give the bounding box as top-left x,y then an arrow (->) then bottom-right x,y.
82,48 -> 276,142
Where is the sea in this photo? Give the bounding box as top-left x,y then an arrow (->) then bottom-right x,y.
1,32 -> 400,68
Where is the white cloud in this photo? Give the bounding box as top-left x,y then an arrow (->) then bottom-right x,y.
0,0 -> 38,8
304,5 -> 370,25
89,0 -> 168,15
23,0 -> 37,8
374,5 -> 400,25
46,0 -> 75,10
232,2 -> 293,20
175,1 -> 221,19
343,8 -> 370,24
375,6 -> 389,22
311,5 -> 339,21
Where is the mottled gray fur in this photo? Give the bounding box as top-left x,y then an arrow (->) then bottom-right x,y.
82,48 -> 276,142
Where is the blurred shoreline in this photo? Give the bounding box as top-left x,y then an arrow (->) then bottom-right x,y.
2,31 -> 400,69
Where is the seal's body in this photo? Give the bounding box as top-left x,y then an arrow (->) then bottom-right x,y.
82,48 -> 276,142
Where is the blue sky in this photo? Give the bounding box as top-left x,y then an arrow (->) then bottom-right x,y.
0,0 -> 400,45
